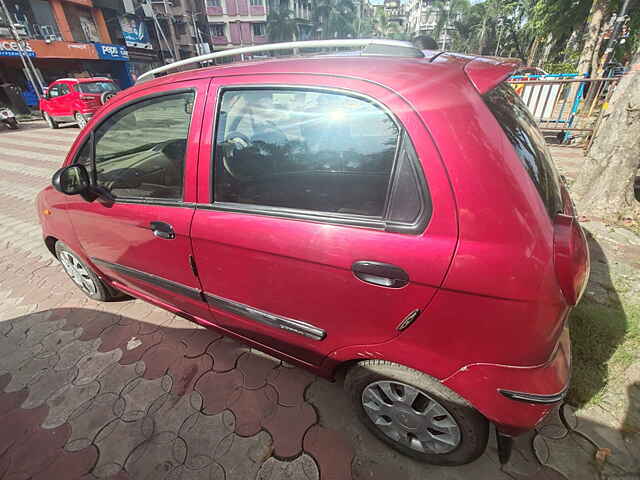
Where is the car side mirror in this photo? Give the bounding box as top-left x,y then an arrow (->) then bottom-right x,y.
52,165 -> 90,195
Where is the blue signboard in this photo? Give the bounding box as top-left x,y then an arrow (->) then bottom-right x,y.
95,43 -> 129,61
0,40 -> 36,57
119,17 -> 153,50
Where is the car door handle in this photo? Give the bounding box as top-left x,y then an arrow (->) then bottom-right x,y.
150,221 -> 175,240
352,261 -> 409,288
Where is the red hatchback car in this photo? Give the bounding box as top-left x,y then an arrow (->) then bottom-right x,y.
40,77 -> 119,129
37,40 -> 589,466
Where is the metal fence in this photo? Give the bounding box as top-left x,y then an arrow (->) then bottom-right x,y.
508,73 -> 620,143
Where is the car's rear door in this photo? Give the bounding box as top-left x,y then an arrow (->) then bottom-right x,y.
64,79 -> 211,320
45,83 -> 63,118
190,75 -> 458,366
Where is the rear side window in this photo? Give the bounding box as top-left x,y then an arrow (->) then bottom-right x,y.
214,88 -> 400,217
483,83 -> 563,217
76,81 -> 118,94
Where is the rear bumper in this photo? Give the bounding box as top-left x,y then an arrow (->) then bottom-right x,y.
442,325 -> 571,436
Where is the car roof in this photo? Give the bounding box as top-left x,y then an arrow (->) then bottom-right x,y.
133,52 -> 519,97
54,77 -> 113,84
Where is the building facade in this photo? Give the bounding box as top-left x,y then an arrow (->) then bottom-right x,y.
0,0 -> 144,99
406,0 -> 456,48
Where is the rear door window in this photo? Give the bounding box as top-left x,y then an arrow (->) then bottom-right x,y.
214,88 -> 401,217
483,83 -> 563,217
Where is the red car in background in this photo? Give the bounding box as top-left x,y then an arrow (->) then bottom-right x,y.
37,40 -> 590,466
40,77 -> 119,129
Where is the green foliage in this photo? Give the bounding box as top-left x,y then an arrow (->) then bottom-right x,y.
267,6 -> 298,42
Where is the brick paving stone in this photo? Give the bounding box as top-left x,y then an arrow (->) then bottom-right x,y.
146,392 -> 200,434
169,353 -> 213,398
0,403 -> 50,455
140,342 -> 184,379
179,410 -> 235,470
96,360 -> 145,396
31,445 -> 98,480
267,366 -> 316,407
0,373 -> 11,391
117,374 -> 173,422
0,388 -> 28,417
92,417 -> 154,478
40,326 -> 82,352
257,454 -> 320,480
237,351 -> 281,389
4,354 -> 58,392
207,337 -> 249,372
124,431 -> 187,479
215,431 -> 274,480
21,365 -> 78,408
303,425 -> 354,480
66,392 -> 120,451
77,312 -> 122,341
55,338 -> 101,371
263,401 -> 317,459
227,385 -> 279,437
98,322 -> 142,354
119,331 -> 164,365
74,348 -> 123,386
43,380 -> 101,429
196,369 -> 244,415
1,423 -> 71,479
183,329 -> 222,358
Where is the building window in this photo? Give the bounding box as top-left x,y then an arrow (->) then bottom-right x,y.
211,23 -> 225,36
250,0 -> 263,5
252,22 -> 265,37
207,0 -> 220,7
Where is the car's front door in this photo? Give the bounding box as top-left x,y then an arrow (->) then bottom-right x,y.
64,80 -> 211,320
190,76 -> 458,366
44,83 -> 63,117
55,82 -> 73,118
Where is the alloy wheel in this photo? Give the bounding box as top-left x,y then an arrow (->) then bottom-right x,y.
59,251 -> 98,295
362,380 -> 461,454
76,114 -> 87,129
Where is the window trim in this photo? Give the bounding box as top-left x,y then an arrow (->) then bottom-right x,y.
209,84 -> 431,234
72,87 -> 198,207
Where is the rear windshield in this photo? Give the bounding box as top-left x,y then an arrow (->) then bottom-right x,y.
483,83 -> 563,218
76,81 -> 118,94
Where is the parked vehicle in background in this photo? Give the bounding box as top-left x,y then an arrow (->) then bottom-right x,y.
37,40 -> 590,466
0,105 -> 19,129
40,77 -> 119,130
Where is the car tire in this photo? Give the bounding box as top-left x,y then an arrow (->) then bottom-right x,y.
43,111 -> 58,129
344,360 -> 489,465
6,118 -> 19,129
55,241 -> 127,302
75,112 -> 87,129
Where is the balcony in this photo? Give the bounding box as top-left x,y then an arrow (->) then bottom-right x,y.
211,35 -> 228,45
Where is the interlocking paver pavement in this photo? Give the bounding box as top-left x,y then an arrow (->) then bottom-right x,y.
1,122 -> 637,479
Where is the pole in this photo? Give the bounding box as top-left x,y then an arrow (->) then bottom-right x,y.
599,0 -> 631,74
495,20 -> 502,56
0,0 -> 43,97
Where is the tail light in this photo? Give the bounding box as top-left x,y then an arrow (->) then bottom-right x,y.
553,214 -> 590,305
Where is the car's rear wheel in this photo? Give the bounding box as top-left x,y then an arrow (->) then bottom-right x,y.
6,118 -> 19,129
55,241 -> 126,302
344,360 -> 489,465
75,112 -> 87,129
43,112 -> 58,129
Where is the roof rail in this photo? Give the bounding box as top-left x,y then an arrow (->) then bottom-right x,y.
136,39 -> 424,83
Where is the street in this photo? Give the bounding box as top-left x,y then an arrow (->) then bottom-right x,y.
0,122 -> 635,479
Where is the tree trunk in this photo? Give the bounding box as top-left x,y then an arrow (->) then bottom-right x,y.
527,36 -> 540,66
577,0 -> 607,75
573,52 -> 640,220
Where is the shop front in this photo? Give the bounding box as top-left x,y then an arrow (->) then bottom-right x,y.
0,38 -> 133,103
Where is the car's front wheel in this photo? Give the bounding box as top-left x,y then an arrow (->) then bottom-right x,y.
55,241 -> 125,302
344,360 -> 489,465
